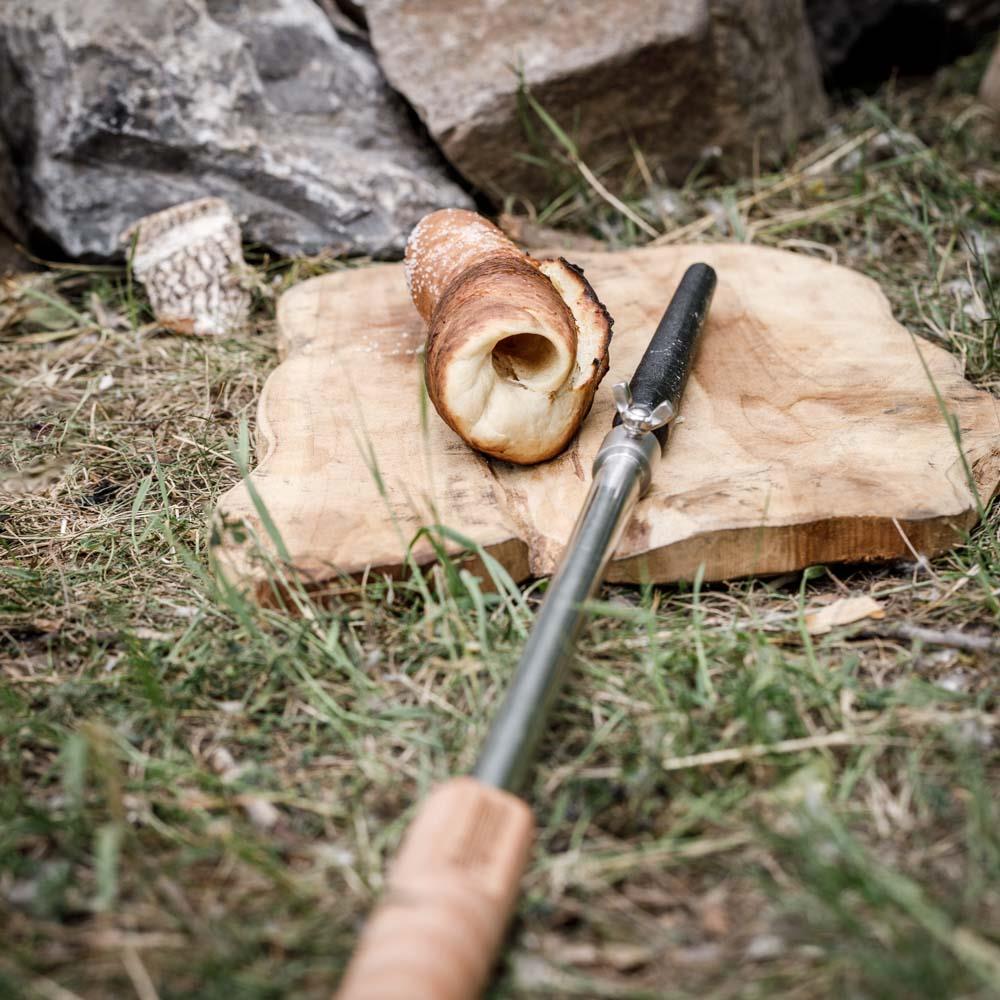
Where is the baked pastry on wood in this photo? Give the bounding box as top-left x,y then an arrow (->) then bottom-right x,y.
405,209 -> 613,464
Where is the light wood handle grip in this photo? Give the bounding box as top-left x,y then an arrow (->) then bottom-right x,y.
335,777 -> 535,1000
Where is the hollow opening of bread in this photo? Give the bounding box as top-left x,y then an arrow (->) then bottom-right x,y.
405,210 -> 613,465
490,332 -> 560,388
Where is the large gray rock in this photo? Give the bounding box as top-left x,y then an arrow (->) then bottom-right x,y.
0,130 -> 28,275
0,0 -> 471,259
805,0 -> 1000,81
981,37 -> 1000,110
0,129 -> 21,243
363,0 -> 827,201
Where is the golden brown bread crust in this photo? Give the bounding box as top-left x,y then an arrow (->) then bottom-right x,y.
405,209 -> 613,465
425,255 -> 577,399
405,209 -> 523,323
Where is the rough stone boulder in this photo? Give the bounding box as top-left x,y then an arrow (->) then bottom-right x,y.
0,0 -> 471,260
0,130 -> 27,275
0,131 -> 21,242
363,0 -> 827,201
981,37 -> 1000,111
804,0 -> 1000,85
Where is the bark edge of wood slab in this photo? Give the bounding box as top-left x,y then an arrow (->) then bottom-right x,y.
212,243 -> 1000,603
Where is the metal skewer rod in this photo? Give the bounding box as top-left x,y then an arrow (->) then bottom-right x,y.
337,263 -> 718,1000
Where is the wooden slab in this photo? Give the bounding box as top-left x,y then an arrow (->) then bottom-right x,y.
213,244 -> 1000,599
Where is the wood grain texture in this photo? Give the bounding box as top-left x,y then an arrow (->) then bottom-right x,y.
213,244 -> 1000,600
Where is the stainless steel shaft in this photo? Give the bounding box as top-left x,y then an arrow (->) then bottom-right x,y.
473,429 -> 658,793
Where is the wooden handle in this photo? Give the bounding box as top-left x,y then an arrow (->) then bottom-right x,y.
335,777 -> 535,1000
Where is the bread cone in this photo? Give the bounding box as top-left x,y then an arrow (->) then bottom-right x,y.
405,210 -> 612,465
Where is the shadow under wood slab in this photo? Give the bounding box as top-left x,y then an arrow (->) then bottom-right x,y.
213,245 -> 1000,601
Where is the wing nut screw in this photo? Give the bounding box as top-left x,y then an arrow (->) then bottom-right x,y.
612,381 -> 676,437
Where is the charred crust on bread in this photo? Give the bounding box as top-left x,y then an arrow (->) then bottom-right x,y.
556,256 -> 615,339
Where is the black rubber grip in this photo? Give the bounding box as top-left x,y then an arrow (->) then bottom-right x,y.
615,262 -> 717,447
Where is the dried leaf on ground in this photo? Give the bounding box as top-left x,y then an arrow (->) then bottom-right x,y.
805,596 -> 885,634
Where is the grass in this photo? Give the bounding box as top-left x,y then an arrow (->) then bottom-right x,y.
2,52 -> 999,999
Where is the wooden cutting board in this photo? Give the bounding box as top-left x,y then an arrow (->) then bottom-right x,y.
213,244 -> 1000,601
